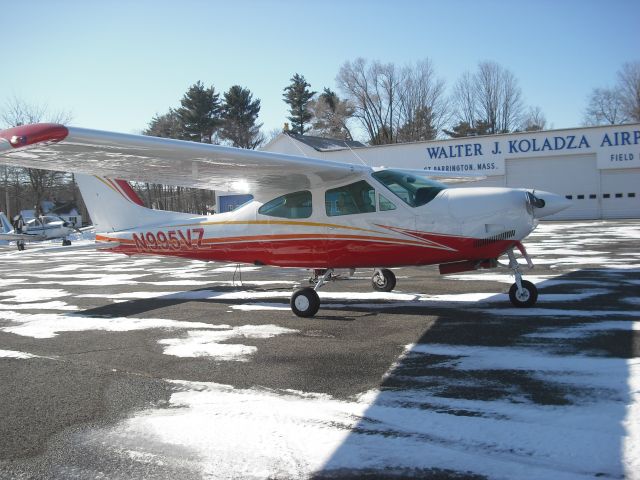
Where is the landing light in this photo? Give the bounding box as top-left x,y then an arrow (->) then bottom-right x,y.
10,135 -> 27,147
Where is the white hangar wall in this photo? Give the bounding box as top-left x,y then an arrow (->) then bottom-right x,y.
265,124 -> 640,220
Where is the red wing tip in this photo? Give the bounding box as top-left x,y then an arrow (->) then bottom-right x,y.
0,123 -> 69,149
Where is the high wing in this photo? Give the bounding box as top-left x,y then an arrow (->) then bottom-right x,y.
0,124 -> 370,198
0,232 -> 47,241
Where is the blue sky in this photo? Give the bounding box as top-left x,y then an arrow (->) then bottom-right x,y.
1,0 -> 638,138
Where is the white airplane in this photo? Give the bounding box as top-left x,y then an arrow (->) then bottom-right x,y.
0,123 -> 570,316
0,214 -> 81,250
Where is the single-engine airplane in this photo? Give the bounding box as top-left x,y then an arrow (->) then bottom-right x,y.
0,123 -> 570,317
0,214 -> 82,250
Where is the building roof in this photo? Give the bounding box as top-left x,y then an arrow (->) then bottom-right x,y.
284,133 -> 365,152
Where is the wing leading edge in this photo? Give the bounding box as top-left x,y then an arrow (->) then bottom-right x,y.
0,124 -> 370,198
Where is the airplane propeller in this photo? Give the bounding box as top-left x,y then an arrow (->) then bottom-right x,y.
526,190 -> 545,210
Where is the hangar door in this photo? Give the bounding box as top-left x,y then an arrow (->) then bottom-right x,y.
600,169 -> 640,219
506,154 -> 599,220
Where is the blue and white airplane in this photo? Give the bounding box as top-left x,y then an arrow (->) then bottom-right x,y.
0,214 -> 80,250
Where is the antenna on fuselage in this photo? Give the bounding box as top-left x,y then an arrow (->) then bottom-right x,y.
285,134 -> 309,157
345,143 -> 368,167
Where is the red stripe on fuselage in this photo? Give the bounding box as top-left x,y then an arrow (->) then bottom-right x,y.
101,235 -> 516,269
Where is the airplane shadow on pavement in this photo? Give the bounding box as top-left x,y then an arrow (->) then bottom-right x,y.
311,268 -> 638,479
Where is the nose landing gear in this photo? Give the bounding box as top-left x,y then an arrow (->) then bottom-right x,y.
506,245 -> 538,307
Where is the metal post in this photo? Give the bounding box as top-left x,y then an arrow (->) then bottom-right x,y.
3,165 -> 9,219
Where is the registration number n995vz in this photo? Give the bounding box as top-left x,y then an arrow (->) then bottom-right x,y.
132,228 -> 205,251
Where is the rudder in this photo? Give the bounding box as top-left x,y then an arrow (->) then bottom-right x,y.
75,174 -> 193,232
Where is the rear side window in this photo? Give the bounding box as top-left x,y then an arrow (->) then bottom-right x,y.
258,190 -> 312,219
325,180 -> 376,216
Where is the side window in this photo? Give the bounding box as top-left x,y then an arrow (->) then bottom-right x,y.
325,180 -> 376,216
258,190 -> 312,219
379,194 -> 397,211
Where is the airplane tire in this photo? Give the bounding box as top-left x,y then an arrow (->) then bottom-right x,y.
291,287 -> 320,318
372,269 -> 396,292
17,242 -> 25,251
62,239 -> 71,246
508,280 -> 538,307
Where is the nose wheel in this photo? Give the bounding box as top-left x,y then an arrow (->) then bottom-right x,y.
508,280 -> 538,307
506,247 -> 538,307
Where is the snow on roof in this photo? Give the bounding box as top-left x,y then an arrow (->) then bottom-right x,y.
285,133 -> 365,152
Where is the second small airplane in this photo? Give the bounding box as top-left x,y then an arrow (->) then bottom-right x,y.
0,214 -> 83,250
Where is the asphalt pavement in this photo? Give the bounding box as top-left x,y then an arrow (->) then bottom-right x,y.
0,220 -> 638,479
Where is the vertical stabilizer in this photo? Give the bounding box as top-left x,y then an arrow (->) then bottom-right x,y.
75,174 -> 193,232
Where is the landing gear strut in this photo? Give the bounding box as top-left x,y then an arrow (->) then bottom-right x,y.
506,246 -> 538,307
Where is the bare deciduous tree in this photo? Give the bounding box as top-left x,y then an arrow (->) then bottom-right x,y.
617,61 -> 640,122
451,61 -> 524,135
337,58 -> 449,144
583,61 -> 640,126
1,97 -> 74,218
520,106 -> 547,131
584,87 -> 627,125
396,59 -> 450,142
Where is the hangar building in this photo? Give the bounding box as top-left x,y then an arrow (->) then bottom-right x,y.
263,123 -> 640,220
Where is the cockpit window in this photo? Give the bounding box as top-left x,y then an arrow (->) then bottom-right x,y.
258,190 -> 312,219
371,170 -> 447,207
325,180 -> 376,216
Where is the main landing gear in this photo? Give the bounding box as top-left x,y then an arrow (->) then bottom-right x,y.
506,245 -> 538,308
62,239 -> 72,246
291,267 -> 398,317
291,269 -> 332,317
372,268 -> 396,292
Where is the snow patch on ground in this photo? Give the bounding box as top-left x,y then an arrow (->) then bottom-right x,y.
232,303 -> 291,312
479,307 -> 638,317
525,321 -> 640,339
0,301 -> 78,311
0,311 -> 225,339
0,288 -> 70,303
0,349 -> 40,359
159,325 -> 298,360
94,350 -> 640,480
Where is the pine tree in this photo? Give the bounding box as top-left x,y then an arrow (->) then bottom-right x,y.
144,109 -> 184,139
283,74 -> 316,135
176,81 -> 222,143
220,85 -> 264,149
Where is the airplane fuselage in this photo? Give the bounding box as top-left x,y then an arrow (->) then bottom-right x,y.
95,172 -> 558,270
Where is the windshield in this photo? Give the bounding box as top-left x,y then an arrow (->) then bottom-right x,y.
371,170 -> 447,207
